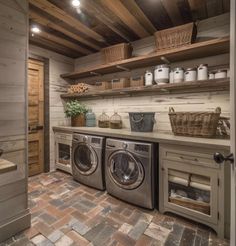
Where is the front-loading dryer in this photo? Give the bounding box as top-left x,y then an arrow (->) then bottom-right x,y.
72,133 -> 105,190
105,138 -> 155,209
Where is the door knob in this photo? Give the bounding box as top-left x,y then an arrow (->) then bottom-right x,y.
213,152 -> 234,164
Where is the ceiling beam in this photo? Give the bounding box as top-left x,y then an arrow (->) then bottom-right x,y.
99,0 -> 150,38
29,11 -> 101,51
33,30 -> 92,55
29,0 -> 106,43
120,0 -> 157,34
161,0 -> 184,26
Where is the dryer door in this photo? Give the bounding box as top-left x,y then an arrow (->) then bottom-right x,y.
108,150 -> 144,190
73,143 -> 98,175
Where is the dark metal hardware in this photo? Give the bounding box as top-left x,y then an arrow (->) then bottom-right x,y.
213,152 -> 234,164
0,149 -> 3,157
28,125 -> 44,132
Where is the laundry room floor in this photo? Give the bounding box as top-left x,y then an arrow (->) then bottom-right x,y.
2,171 -> 229,246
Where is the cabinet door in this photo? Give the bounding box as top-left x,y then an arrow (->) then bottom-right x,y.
162,160 -> 218,225
55,140 -> 71,167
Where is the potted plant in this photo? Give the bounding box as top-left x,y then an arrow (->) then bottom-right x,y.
64,100 -> 88,127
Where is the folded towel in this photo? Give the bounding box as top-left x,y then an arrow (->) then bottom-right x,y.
168,175 -> 188,186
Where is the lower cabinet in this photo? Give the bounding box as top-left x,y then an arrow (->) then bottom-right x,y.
159,144 -> 230,239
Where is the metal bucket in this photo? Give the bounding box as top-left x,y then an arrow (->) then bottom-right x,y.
129,112 -> 156,132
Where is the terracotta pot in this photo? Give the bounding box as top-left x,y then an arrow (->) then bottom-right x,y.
71,114 -> 85,127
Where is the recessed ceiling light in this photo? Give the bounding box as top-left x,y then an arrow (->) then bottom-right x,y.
71,0 -> 80,7
31,26 -> 41,33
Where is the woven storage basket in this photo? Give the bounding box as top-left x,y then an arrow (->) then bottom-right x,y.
154,23 -> 197,51
169,107 -> 221,138
112,78 -> 130,89
94,81 -> 111,90
130,76 -> 144,87
102,43 -> 133,63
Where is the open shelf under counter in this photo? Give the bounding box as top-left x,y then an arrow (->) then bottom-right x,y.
61,37 -> 229,80
61,78 -> 229,99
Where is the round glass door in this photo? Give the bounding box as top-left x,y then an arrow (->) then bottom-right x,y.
108,151 -> 144,189
73,143 -> 97,175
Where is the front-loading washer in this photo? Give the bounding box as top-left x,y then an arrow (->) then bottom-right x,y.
72,133 -> 105,190
105,138 -> 156,209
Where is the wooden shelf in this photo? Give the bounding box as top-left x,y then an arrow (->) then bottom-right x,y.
61,78 -> 229,99
61,37 -> 229,80
0,159 -> 17,174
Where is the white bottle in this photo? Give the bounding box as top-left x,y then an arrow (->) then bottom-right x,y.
173,67 -> 184,83
154,64 -> 170,84
184,68 -> 197,82
145,70 -> 153,86
197,64 -> 208,80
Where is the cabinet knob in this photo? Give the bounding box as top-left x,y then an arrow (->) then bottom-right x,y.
213,152 -> 234,164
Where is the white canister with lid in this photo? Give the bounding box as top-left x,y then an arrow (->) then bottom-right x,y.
197,64 -> 208,80
173,67 -> 184,83
144,70 -> 153,86
208,72 -> 215,80
154,64 -> 170,84
169,70 -> 174,83
215,69 -> 227,79
184,68 -> 197,82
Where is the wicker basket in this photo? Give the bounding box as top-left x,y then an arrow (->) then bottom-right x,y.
169,107 -> 221,138
112,78 -> 130,89
130,76 -> 144,87
102,43 -> 133,64
169,197 -> 210,215
94,81 -> 111,90
154,23 -> 197,51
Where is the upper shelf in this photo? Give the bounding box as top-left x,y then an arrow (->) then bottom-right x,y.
61,37 -> 230,80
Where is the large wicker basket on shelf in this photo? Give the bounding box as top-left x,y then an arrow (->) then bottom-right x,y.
169,107 -> 221,138
154,23 -> 197,51
102,43 -> 132,64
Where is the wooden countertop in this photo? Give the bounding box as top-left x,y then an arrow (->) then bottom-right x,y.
0,159 -> 17,174
53,126 -> 230,150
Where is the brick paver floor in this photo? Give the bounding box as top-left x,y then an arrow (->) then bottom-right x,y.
1,171 -> 229,246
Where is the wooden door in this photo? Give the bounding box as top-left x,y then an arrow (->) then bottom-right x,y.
28,59 -> 44,176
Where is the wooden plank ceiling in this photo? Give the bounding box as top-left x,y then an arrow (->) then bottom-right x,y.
29,0 -> 230,58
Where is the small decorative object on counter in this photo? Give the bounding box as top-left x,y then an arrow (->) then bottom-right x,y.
112,78 -> 130,89
130,75 -> 144,87
86,109 -> 96,127
173,67 -> 184,83
110,112 -> 122,129
129,112 -> 156,132
64,100 -> 88,127
98,111 -> 110,128
168,107 -> 221,138
215,69 -> 227,79
197,64 -> 208,80
144,70 -> 153,86
154,64 -> 170,84
169,70 -> 174,83
208,72 -> 215,80
184,68 -> 197,82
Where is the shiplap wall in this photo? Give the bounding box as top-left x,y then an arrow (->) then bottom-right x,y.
72,13 -> 230,132
0,0 -> 30,241
29,45 -> 74,171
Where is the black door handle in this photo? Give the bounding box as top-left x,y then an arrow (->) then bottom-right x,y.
213,152 -> 234,164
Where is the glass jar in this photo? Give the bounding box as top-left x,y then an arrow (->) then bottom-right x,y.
197,64 -> 208,80
98,111 -> 109,128
110,112 -> 122,129
173,67 -> 184,83
144,70 -> 153,86
184,68 -> 197,82
85,109 -> 96,127
154,64 -> 170,84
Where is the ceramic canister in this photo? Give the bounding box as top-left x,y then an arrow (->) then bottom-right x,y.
173,67 -> 184,83
215,69 -> 227,79
197,64 -> 208,80
154,64 -> 170,84
184,68 -> 197,82
145,70 -> 153,86
208,72 -> 215,80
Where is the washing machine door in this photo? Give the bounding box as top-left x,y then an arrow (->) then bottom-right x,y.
108,150 -> 144,190
73,143 -> 98,175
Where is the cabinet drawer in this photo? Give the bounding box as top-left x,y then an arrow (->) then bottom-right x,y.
161,145 -> 219,169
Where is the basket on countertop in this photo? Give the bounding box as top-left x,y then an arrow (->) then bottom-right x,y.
129,112 -> 156,132
169,107 -> 221,138
98,112 -> 110,128
102,43 -> 133,64
154,23 -> 197,51
110,112 -> 122,129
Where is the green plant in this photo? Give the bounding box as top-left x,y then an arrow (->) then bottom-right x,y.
64,100 -> 88,118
